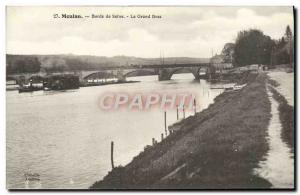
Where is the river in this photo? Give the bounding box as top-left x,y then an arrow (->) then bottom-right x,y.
6,73 -> 224,189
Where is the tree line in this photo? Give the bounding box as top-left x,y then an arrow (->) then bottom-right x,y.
6,55 -> 108,74
221,25 -> 294,67
6,55 -> 208,74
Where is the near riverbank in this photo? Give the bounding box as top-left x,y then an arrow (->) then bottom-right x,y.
90,71 -> 293,189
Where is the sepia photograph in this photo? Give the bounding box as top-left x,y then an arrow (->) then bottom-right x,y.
5,6 -> 295,190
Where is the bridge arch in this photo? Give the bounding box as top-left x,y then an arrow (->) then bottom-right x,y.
83,71 -> 117,80
170,67 -> 196,79
123,69 -> 156,78
159,67 -> 202,81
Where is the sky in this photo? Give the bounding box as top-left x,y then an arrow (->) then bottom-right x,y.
6,6 -> 294,58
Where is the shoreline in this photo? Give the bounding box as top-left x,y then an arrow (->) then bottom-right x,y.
80,80 -> 140,87
91,72 -> 276,189
5,80 -> 141,92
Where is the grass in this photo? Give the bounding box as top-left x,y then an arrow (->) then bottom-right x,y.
268,80 -> 294,153
90,73 -> 272,189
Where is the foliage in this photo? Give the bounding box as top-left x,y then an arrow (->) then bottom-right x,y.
233,29 -> 275,66
6,55 -> 209,74
232,25 -> 294,67
221,43 -> 235,63
6,56 -> 41,74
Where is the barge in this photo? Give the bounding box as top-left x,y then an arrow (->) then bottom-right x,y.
18,74 -> 80,93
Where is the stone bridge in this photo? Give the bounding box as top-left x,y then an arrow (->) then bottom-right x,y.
7,63 -> 230,84
79,63 -> 212,82
79,68 -> 157,82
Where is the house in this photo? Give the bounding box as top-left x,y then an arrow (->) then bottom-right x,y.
210,54 -> 233,70
210,54 -> 225,64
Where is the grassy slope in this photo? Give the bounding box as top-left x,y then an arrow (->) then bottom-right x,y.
6,54 -> 209,73
91,73 -> 272,189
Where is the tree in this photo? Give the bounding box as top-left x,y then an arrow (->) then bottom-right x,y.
26,57 -> 41,73
285,25 -> 292,42
15,59 -> 26,73
285,25 -> 294,65
221,43 -> 235,63
272,25 -> 294,66
233,29 -> 275,66
6,56 -> 41,74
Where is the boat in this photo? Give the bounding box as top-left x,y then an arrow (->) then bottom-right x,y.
18,78 -> 44,93
233,84 -> 247,90
19,87 -> 34,93
43,74 -> 80,91
18,85 -> 42,93
224,84 -> 247,92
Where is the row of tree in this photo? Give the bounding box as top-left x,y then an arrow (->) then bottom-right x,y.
6,54 -> 208,74
6,57 -> 41,74
6,55 -> 110,74
221,25 -> 294,67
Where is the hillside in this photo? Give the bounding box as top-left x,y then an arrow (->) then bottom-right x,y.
6,54 -> 209,74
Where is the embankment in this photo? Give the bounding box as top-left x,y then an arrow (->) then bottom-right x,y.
91,73 -> 272,189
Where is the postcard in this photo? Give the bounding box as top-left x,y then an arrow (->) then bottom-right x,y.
6,6 -> 295,190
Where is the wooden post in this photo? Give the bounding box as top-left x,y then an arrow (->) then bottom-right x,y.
161,133 -> 164,141
176,105 -> 179,120
164,111 -> 167,136
183,105 -> 185,119
111,141 -> 114,170
194,99 -> 196,114
152,138 -> 155,145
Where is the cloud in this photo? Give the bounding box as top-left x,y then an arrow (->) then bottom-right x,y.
6,6 -> 294,58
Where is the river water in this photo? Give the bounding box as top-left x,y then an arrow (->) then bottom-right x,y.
6,73 -> 224,189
